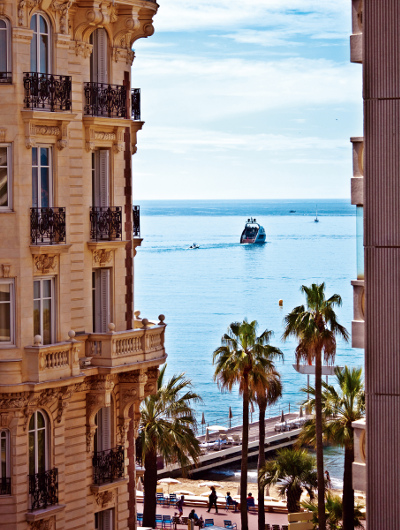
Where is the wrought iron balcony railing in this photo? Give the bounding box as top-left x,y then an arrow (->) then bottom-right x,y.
84,82 -> 127,118
30,207 -> 66,245
23,72 -> 71,112
0,72 -> 12,84
0,477 -> 11,495
92,446 -> 125,485
90,206 -> 122,241
29,468 -> 58,511
131,88 -> 141,120
133,205 -> 140,237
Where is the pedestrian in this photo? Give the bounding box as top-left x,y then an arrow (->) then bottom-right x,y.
207,486 -> 218,513
176,495 -> 185,516
325,470 -> 332,488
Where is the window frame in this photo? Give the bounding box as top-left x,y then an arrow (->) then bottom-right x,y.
30,12 -> 51,75
28,410 -> 49,476
0,17 -> 11,82
32,145 -> 53,209
0,144 -> 12,211
0,278 -> 15,346
33,276 -> 56,346
0,429 -> 10,481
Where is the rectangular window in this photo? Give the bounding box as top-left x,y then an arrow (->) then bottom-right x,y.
33,277 -> 55,345
95,508 -> 114,530
0,145 -> 11,210
32,146 -> 52,208
0,279 -> 14,345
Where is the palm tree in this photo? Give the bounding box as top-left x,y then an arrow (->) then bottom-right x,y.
259,447 -> 318,512
213,320 -> 283,530
138,365 -> 202,528
299,366 -> 365,530
302,491 -> 365,530
251,367 -> 282,530
283,283 -> 349,530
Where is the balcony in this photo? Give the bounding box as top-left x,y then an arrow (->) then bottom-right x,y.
0,477 -> 11,495
30,207 -> 66,245
29,468 -> 58,511
133,205 -> 141,237
86,318 -> 166,368
23,73 -> 71,112
93,446 -> 125,485
84,82 -> 127,119
24,338 -> 81,383
0,72 -> 11,84
131,88 -> 141,121
90,206 -> 122,242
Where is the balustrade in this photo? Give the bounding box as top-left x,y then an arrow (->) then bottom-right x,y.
30,207 -> 66,245
92,446 -> 124,485
23,73 -> 71,112
90,206 -> 122,241
29,468 -> 58,511
84,82 -> 127,118
24,340 -> 80,383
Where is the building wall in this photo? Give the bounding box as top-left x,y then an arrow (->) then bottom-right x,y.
364,0 -> 400,527
0,1 -> 165,529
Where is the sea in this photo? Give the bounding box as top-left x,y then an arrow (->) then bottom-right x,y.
134,199 -> 363,489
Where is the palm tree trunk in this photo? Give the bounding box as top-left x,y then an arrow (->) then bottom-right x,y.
241,380 -> 249,530
257,398 -> 267,530
143,447 -> 158,528
342,439 -> 355,530
287,484 -> 302,513
315,348 -> 326,530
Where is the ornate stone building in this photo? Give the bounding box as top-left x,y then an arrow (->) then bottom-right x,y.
0,0 -> 165,528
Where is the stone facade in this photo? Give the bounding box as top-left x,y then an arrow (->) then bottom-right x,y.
0,0 -> 164,528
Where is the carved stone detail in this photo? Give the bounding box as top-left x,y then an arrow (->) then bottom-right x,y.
2,264 -> 10,278
74,40 -> 93,58
0,128 -> 6,142
34,126 -> 60,136
29,516 -> 55,530
24,120 -> 70,151
51,0 -> 72,34
34,254 -> 58,274
95,132 -> 116,141
0,394 -> 28,409
93,249 -> 113,267
23,389 -> 60,430
18,0 -> 39,27
95,490 -> 115,508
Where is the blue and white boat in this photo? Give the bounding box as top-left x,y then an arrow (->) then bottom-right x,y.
240,218 -> 266,244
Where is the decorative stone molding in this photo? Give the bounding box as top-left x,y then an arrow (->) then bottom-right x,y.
95,490 -> 115,508
73,40 -> 93,58
22,113 -> 76,151
2,264 -> 10,278
131,121 -> 144,154
13,27 -> 33,43
34,254 -> 58,275
84,118 -> 128,153
18,0 -> 40,27
93,249 -> 113,268
112,46 -> 135,65
0,394 -> 29,410
0,128 -> 6,142
50,0 -> 72,34
119,371 -> 147,425
29,516 -> 55,530
86,376 -> 115,451
23,389 -> 60,430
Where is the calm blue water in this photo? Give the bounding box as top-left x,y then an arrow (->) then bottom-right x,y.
134,199 -> 363,488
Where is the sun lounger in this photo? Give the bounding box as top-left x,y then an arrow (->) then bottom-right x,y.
224,520 -> 237,529
204,519 -> 214,527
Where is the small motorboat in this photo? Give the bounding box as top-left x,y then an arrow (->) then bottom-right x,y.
188,243 -> 200,249
240,218 -> 266,244
314,205 -> 319,223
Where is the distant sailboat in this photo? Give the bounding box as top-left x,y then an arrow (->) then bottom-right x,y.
314,205 -> 319,223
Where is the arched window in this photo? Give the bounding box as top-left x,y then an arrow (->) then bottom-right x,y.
0,18 -> 11,83
28,410 -> 48,475
0,430 -> 10,494
30,14 -> 50,74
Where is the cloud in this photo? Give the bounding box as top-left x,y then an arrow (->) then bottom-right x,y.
153,0 -> 349,34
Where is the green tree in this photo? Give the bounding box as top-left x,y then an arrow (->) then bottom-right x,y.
283,283 -> 349,530
259,447 -> 318,512
138,365 -> 202,528
299,366 -> 365,530
251,367 -> 282,530
302,491 -> 365,530
213,320 -> 282,530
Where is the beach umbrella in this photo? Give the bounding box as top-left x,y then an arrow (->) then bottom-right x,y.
207,425 -> 228,432
137,479 -> 143,492
158,477 -> 181,494
280,410 -> 285,423
205,427 -> 209,442
228,407 -> 233,428
175,489 -> 195,496
201,412 -> 206,434
299,406 -> 303,418
199,481 -> 223,488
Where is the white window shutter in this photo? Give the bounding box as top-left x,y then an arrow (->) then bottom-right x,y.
97,29 -> 108,84
101,406 -> 111,451
100,268 -> 110,333
98,150 -> 109,208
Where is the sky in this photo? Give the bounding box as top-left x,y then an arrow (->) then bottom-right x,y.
131,0 -> 363,200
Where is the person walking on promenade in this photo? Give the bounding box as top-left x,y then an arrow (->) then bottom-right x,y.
208,486 -> 218,513
176,495 -> 185,517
